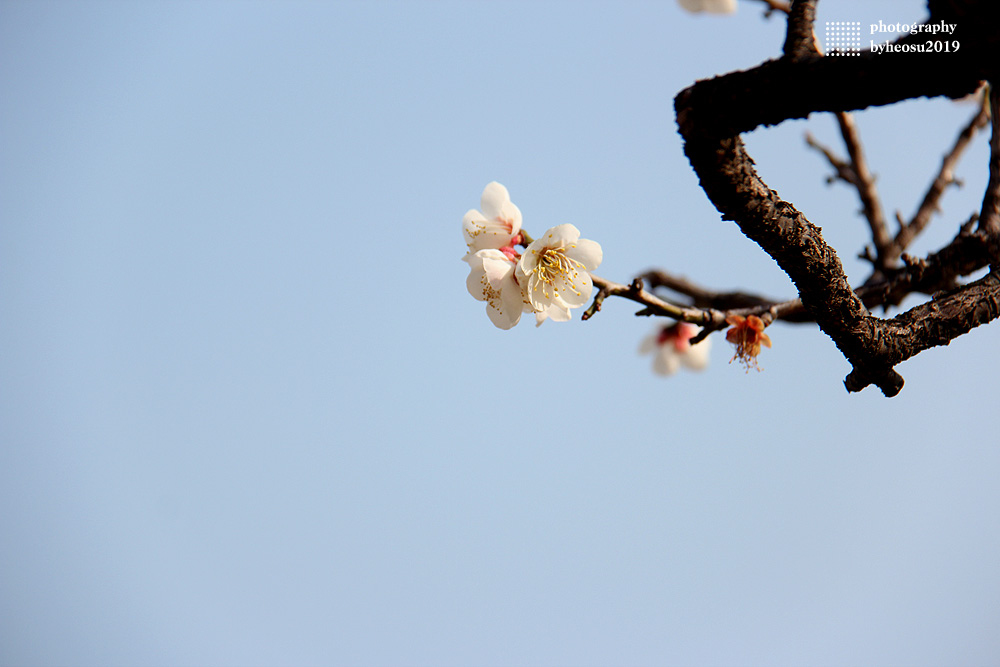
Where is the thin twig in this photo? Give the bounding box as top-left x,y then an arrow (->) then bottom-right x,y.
835,111 -> 890,264
805,132 -> 858,185
889,88 -> 991,264
978,84 -> 1000,264
748,0 -> 790,17
585,273 -> 806,326
806,115 -> 891,267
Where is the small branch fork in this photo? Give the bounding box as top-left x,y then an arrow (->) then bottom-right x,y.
807,88 -> 991,275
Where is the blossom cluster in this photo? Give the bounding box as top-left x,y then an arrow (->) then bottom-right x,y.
460,182 -> 771,378
462,182 -> 603,329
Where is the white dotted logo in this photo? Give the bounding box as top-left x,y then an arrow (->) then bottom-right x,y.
824,21 -> 861,56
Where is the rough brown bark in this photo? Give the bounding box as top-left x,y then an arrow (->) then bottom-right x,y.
675,0 -> 1000,395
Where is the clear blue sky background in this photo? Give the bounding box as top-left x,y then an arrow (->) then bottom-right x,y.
2,1 -> 998,665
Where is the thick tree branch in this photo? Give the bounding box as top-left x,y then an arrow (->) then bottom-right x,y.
675,4 -> 1000,395
845,271 -> 1000,391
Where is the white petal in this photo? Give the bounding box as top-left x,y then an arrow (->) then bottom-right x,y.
480,182 -> 511,220
537,223 -> 580,248
500,200 -> 522,236
553,270 -> 592,307
463,209 -> 487,227
463,208 -> 516,253
681,338 -> 711,370
486,300 -> 520,329
638,333 -> 658,355
534,300 -> 572,326
653,348 -> 681,376
678,0 -> 735,13
525,274 -> 554,311
565,238 -> 603,271
481,253 -> 515,287
705,0 -> 736,13
465,262 -> 488,302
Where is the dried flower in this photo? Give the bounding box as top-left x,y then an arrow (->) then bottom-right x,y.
725,314 -> 771,371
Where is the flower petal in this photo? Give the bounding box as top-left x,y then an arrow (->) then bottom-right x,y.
653,348 -> 681,376
638,333 -> 658,355
534,223 -> 580,249
465,260 -> 488,301
681,339 -> 711,370
534,299 -> 572,326
565,238 -> 603,271
486,300 -> 520,329
553,270 -> 592,307
479,182 -> 511,220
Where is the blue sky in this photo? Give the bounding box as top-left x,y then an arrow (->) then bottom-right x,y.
2,1 -> 998,665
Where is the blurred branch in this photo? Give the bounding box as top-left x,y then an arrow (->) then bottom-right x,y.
748,0 -> 790,17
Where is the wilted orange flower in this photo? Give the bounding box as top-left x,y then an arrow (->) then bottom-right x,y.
725,314 -> 771,371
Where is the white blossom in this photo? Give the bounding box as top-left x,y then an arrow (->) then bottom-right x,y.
462,182 -> 522,256
678,0 -> 737,14
532,298 -> 573,327
465,249 -> 524,330
516,224 -> 602,315
639,322 -> 711,376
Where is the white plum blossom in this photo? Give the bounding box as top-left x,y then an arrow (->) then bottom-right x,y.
462,182 -> 522,256
639,322 -> 711,376
461,184 -> 605,329
516,224 -> 603,315
678,0 -> 737,14
465,249 -> 525,330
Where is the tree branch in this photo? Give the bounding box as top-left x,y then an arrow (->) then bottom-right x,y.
835,111 -> 891,267
782,0 -> 819,59
675,5 -> 998,395
979,84 -> 1000,266
886,90 -> 991,266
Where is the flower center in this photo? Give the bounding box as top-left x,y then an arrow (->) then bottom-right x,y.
534,247 -> 585,298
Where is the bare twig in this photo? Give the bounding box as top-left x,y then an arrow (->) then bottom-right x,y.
748,0 -> 790,17
805,132 -> 857,185
585,274 -> 723,324
806,114 -> 890,267
888,89 -> 991,265
587,271 -> 809,327
979,84 -> 1000,265
835,111 -> 890,265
